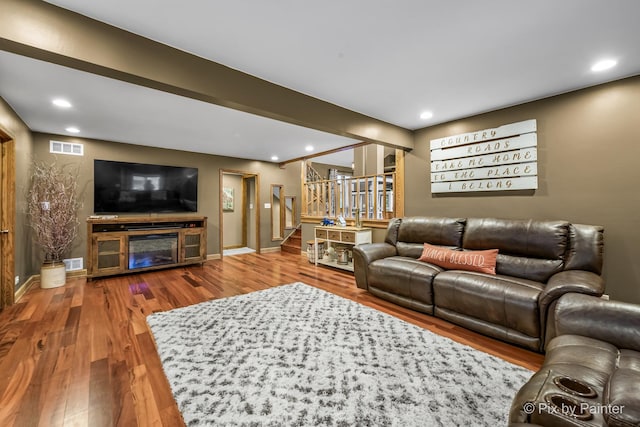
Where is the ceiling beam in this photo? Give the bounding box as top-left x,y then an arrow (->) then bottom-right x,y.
279,141 -> 371,167
0,0 -> 414,150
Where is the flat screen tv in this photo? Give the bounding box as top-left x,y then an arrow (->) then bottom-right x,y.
94,160 -> 198,213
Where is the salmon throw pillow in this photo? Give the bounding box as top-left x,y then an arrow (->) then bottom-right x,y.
418,243 -> 498,275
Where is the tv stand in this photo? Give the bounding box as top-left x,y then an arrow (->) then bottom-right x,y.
86,216 -> 207,279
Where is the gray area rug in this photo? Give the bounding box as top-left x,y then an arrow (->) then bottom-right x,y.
147,283 -> 532,426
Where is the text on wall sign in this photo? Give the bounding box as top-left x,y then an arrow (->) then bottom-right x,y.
429,119 -> 538,193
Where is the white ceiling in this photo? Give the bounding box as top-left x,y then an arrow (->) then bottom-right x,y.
0,50 -> 359,165
1,0 -> 639,166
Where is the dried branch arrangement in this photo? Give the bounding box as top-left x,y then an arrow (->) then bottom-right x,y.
26,160 -> 81,262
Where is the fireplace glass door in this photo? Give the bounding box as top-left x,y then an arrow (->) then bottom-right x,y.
128,233 -> 178,270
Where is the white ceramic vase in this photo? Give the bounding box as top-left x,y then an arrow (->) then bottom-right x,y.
40,261 -> 66,289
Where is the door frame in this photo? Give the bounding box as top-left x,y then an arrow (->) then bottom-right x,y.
0,128 -> 15,309
241,174 -> 256,248
219,169 -> 260,258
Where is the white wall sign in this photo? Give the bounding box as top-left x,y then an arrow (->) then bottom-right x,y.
430,119 -> 538,193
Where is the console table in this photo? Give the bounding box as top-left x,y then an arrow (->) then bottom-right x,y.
314,226 -> 372,272
86,216 -> 207,279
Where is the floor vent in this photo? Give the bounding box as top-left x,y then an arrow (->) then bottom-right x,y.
50,140 -> 84,156
63,257 -> 84,271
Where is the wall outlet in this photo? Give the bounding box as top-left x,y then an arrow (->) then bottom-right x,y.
14,276 -> 19,285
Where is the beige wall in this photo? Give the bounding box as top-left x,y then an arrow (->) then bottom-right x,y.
32,133 -> 301,263
411,75 -> 640,303
0,97 -> 33,292
311,161 -> 354,180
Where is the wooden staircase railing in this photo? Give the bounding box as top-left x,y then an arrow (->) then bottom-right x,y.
302,165 -> 397,223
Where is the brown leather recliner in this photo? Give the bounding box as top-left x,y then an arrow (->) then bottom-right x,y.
353,216 -> 604,352
510,293 -> 640,426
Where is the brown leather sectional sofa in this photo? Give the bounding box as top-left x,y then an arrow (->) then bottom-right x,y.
352,217 -> 604,352
510,293 -> 640,426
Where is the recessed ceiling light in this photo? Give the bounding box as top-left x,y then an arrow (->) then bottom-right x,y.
52,98 -> 72,108
271,155 -> 279,161
420,111 -> 433,120
65,126 -> 80,134
305,145 -> 314,152
591,59 -> 617,72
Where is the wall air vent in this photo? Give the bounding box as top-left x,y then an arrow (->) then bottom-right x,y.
63,257 -> 84,271
50,140 -> 84,156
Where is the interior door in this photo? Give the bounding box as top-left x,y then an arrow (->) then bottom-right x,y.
242,174 -> 259,252
242,175 -> 254,249
0,134 -> 15,309
220,170 -> 260,257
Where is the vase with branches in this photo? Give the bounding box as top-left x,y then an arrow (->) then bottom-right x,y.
26,160 -> 81,288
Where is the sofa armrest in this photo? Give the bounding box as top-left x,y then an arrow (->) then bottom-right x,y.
539,270 -> 604,309
538,270 -> 604,348
549,293 -> 640,352
352,243 -> 397,290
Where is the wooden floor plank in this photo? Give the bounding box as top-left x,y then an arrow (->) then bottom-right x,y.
36,369 -> 71,427
0,251 -> 544,426
130,365 -> 162,426
88,358 -> 113,426
0,355 -> 38,426
110,360 -> 136,427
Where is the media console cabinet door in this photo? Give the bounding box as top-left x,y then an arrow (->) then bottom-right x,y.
92,235 -> 126,276
182,230 -> 205,261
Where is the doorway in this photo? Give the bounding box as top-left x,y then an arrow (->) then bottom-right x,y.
219,170 -> 260,258
0,129 -> 15,310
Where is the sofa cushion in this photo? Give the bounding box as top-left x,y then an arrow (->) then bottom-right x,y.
619,349 -> 640,371
435,307 -> 541,350
604,366 -> 640,427
463,218 -> 569,258
368,256 -> 442,306
434,270 -> 544,337
463,218 -> 569,282
384,218 -> 402,246
495,254 -> 564,283
545,335 -> 619,377
396,242 -> 429,259
565,224 -> 604,274
553,294 -> 640,353
418,243 -> 498,274
395,217 -> 466,258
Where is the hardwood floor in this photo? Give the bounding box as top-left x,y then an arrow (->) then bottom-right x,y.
0,252 -> 544,426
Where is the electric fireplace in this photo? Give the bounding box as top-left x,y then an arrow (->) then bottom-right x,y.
128,233 -> 178,270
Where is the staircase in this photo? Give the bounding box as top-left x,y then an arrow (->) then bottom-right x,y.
281,226 -> 302,255
305,163 -> 327,217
